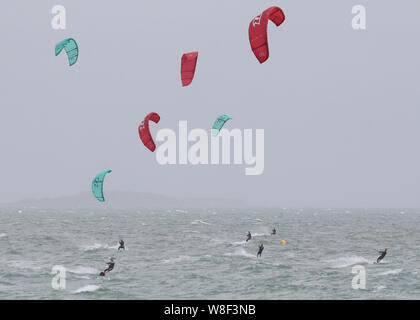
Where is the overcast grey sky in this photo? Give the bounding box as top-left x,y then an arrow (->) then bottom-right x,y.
0,1 -> 419,207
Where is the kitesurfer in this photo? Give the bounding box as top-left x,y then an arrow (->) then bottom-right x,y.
118,239 -> 125,251
101,257 -> 115,276
271,228 -> 276,235
246,231 -> 252,242
257,243 -> 264,258
376,248 -> 387,263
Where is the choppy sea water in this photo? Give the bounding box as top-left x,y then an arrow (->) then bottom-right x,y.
0,208 -> 419,299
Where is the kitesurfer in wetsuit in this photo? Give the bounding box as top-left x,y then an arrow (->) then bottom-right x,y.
271,228 -> 276,235
376,248 -> 387,263
257,243 -> 264,258
101,257 -> 115,275
118,239 -> 125,251
246,231 -> 252,242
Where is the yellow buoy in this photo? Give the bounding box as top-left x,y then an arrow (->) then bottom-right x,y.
281,240 -> 286,246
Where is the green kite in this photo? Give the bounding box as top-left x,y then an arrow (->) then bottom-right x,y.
92,170 -> 112,202
212,115 -> 232,136
55,38 -> 79,66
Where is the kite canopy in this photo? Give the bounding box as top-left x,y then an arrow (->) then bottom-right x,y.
249,7 -> 285,63
212,115 -> 232,137
92,170 -> 112,202
181,52 -> 198,86
55,38 -> 79,66
138,112 -> 161,152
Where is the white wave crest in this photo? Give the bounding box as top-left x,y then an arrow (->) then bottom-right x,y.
162,255 -> 196,264
379,268 -> 403,276
67,266 -> 98,275
251,232 -> 270,237
374,285 -> 386,292
73,285 -> 100,294
232,240 -> 247,245
328,256 -> 370,268
225,248 -> 255,259
80,243 -> 119,252
191,220 -> 211,225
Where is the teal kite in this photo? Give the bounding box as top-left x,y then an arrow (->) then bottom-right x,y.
55,38 -> 79,66
212,115 -> 232,136
92,170 -> 112,202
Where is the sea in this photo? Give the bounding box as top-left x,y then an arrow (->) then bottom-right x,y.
0,208 -> 419,300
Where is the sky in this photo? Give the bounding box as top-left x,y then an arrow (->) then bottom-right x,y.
0,1 -> 419,207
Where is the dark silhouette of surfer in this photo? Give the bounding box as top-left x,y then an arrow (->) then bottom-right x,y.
376,248 -> 387,263
257,243 -> 264,258
100,257 -> 115,276
246,231 -> 252,242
